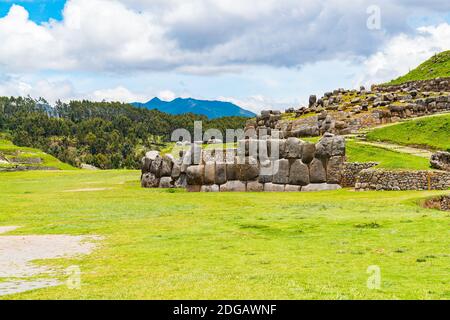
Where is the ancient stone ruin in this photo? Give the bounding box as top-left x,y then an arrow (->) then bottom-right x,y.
430,151 -> 450,171
141,133 -> 346,192
247,77 -> 450,138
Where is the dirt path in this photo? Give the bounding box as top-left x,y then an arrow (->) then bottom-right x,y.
0,226 -> 100,297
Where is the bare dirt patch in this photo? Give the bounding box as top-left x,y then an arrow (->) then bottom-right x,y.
62,187 -> 113,192
0,226 -> 101,296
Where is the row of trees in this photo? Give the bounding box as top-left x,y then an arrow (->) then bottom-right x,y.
0,97 -> 248,169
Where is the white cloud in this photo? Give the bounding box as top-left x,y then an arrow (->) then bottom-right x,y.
157,90 -> 176,101
218,95 -> 300,113
0,0 -> 449,74
89,86 -> 150,103
358,23 -> 450,85
0,75 -> 76,103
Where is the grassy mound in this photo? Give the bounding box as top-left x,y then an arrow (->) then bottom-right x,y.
366,114 -> 450,151
386,50 -> 450,85
0,135 -> 75,171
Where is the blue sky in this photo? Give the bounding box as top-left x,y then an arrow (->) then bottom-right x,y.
0,0 -> 65,22
0,0 -> 449,112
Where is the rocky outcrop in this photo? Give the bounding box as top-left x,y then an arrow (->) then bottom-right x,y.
430,151 -> 450,171
371,77 -> 450,93
424,195 -> 450,211
247,78 -> 450,138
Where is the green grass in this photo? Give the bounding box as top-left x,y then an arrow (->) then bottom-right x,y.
346,140 -> 431,170
366,114 -> 450,152
303,137 -> 430,170
0,170 -> 449,299
0,138 -> 75,170
386,50 -> 450,85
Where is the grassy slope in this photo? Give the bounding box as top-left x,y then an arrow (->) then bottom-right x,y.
386,50 -> 450,85
0,170 -> 449,300
303,137 -> 430,170
366,114 -> 450,152
346,141 -> 430,170
0,138 -> 75,170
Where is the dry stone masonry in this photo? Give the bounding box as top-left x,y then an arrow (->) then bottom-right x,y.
355,169 -> 450,191
430,151 -> 450,171
141,133 -> 346,192
247,77 -> 450,138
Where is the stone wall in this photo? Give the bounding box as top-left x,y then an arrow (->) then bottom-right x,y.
424,195 -> 450,211
247,78 -> 450,139
341,162 -> 379,187
355,169 -> 450,191
142,133 -> 347,192
141,151 -> 188,189
371,77 -> 450,93
430,151 -> 450,171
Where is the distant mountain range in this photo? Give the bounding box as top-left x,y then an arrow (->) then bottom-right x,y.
131,97 -> 256,119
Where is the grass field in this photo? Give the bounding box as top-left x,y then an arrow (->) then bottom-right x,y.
345,141 -> 431,170
0,137 -> 75,170
366,114 -> 450,152
303,137 -> 431,170
386,50 -> 450,85
1,169 -> 449,299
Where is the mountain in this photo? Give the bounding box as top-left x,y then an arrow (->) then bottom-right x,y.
386,50 -> 450,85
132,97 -> 256,119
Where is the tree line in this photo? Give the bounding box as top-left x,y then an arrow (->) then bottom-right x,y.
0,97 -> 248,169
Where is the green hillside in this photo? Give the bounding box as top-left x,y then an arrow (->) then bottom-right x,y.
386,50 -> 450,85
366,114 -> 450,151
0,134 -> 75,171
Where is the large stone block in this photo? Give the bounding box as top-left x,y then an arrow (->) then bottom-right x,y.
141,173 -> 159,188
315,134 -> 345,159
268,139 -> 286,159
204,162 -> 216,185
289,159 -> 310,185
145,150 -> 160,161
258,160 -> 273,183
215,163 -> 227,185
285,184 -> 301,192
150,155 -> 162,177
220,180 -> 246,192
174,173 -> 187,188
186,165 -> 204,185
159,176 -> 173,188
302,142 -> 316,164
226,162 -> 237,180
247,181 -> 264,192
302,183 -> 342,192
285,137 -> 303,159
142,157 -> 152,173
272,159 -> 289,184
237,157 -> 259,181
327,156 -> 344,184
171,161 -> 181,179
201,184 -> 220,192
186,185 -> 201,192
160,155 -> 173,177
309,158 -> 326,183
264,183 -> 285,192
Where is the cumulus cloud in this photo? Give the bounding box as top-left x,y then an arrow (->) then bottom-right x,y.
89,86 -> 151,103
0,0 -> 449,74
218,95 -> 300,113
358,23 -> 450,86
0,75 -> 76,103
